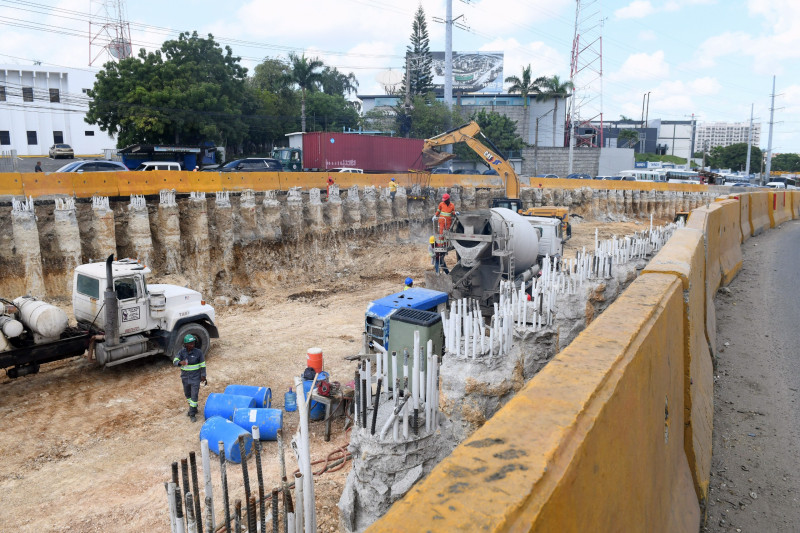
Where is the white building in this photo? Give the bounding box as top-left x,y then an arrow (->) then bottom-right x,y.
695,121 -> 761,151
0,65 -> 116,156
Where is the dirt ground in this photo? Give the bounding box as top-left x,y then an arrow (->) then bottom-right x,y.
704,221 -> 800,532
0,217 -> 653,532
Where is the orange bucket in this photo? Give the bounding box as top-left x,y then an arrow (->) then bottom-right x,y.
307,347 -> 324,374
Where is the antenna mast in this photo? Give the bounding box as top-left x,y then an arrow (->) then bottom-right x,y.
89,0 -> 133,66
566,0 -> 604,154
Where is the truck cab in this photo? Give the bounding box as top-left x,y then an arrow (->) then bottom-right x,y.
521,216 -> 565,262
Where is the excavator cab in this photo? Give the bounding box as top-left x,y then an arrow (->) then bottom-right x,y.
491,198 -> 523,212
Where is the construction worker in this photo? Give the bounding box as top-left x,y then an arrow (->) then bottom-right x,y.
173,334 -> 207,422
389,177 -> 397,200
326,176 -> 335,200
404,277 -> 413,290
429,235 -> 450,275
433,193 -> 456,235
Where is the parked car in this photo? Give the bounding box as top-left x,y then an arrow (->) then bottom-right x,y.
535,174 -> 559,179
452,169 -> 469,174
482,169 -> 499,175
329,167 -> 364,173
219,158 -> 283,172
49,144 -> 74,159
566,173 -> 592,180
133,161 -> 182,171
431,168 -> 452,174
54,160 -> 129,172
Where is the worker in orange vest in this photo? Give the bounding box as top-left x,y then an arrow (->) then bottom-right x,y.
433,193 -> 456,235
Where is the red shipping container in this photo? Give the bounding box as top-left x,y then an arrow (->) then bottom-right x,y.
301,132 -> 425,173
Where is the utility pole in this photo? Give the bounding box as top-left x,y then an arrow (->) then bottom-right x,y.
745,103 -> 754,178
444,0 -> 453,111
765,75 -> 776,184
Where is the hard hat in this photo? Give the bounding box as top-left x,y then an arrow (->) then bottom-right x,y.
391,177 -> 396,181
442,193 -> 450,201
405,277 -> 413,286
183,334 -> 196,344
429,236 -> 435,244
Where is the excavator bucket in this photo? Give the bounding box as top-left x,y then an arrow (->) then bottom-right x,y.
422,147 -> 455,169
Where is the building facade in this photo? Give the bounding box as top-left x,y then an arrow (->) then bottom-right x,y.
0,65 -> 116,156
695,121 -> 761,151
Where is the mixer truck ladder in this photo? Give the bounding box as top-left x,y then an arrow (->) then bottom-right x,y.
491,219 -> 515,296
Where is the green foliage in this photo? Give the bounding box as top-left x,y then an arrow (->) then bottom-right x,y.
454,110 -> 524,165
288,52 -> 324,132
86,31 -> 248,148
617,129 -> 639,148
771,153 -> 800,172
402,6 -> 434,97
504,64 -> 540,109
303,91 -> 360,132
320,66 -> 359,97
397,93 -> 464,139
634,153 -> 688,164
704,143 -> 762,171
250,58 -> 293,95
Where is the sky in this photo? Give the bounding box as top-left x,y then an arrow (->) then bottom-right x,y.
1,0 -> 799,152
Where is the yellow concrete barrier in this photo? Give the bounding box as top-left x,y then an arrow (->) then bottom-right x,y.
643,228 -> 712,505
748,190 -> 769,236
716,200 -> 743,285
0,172 -> 25,196
792,190 -> 800,220
726,192 -> 751,242
21,172 -> 75,197
767,190 -> 791,227
71,172 -> 120,197
370,274 -> 699,532
684,205 -> 718,357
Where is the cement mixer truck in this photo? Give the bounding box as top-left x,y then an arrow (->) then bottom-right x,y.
0,255 -> 218,379
435,208 -> 564,314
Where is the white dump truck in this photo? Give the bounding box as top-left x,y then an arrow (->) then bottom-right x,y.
1,255 -> 218,378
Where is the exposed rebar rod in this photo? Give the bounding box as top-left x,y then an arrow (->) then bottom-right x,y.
247,495 -> 257,533
370,378 -> 382,435
186,491 -> 198,533
272,489 -> 280,533
234,500 -> 242,533
277,429 -> 288,533
189,451 -> 203,533
219,441 -> 231,533
204,495 -> 214,533
238,435 -> 252,506
175,479 -> 185,533
252,426 -> 266,533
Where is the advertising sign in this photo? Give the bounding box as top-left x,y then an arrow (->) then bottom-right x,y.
431,51 -> 504,94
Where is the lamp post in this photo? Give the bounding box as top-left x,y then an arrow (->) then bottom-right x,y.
534,108 -> 555,177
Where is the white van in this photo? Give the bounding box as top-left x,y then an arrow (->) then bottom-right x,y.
330,167 -> 363,173
134,161 -> 182,171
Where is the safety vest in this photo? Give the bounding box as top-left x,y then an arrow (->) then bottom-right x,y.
436,201 -> 455,218
390,182 -> 397,192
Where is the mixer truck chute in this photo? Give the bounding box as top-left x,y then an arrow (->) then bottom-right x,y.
1,255 -> 218,378
422,121 -> 521,212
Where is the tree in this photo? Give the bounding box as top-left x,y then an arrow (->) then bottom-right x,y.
250,58 -> 293,95
504,64 -> 541,144
455,109 -> 524,166
705,143 -> 763,171
319,66 -> 359,97
303,91 -> 360,132
288,52 -> 324,132
535,75 -> 574,147
400,93 -> 464,139
402,6 -> 434,97
617,129 -> 639,149
771,153 -> 800,172
86,32 -> 249,148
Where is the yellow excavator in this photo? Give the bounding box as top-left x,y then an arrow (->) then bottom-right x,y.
422,121 -> 522,212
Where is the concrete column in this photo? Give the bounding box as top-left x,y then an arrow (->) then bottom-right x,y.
236,189 -> 261,245
53,198 -> 82,296
88,196 -> 116,262
475,188 -> 491,209
361,185 -> 378,227
407,185 -> 426,220
542,188 -> 554,207
10,198 -> 45,298
344,186 -> 362,227
211,191 -> 234,293
449,186 -> 463,211
632,189 -> 640,216
155,190 -> 181,274
377,187 -> 393,222
324,185 -> 343,229
180,193 -> 211,295
127,195 -> 154,268
285,187 -> 305,239
460,187 -> 477,211
306,188 -> 325,234
614,189 -> 624,216
261,190 -> 283,242
392,186 -> 408,219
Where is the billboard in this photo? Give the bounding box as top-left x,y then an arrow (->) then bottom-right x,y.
431,51 -> 504,94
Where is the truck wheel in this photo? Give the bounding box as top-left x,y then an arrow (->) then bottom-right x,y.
172,323 -> 211,359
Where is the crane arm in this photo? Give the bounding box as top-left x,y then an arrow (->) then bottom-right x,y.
422,121 -> 520,200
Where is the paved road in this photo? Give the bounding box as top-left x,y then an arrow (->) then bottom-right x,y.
705,219 -> 800,531
13,156 -> 101,173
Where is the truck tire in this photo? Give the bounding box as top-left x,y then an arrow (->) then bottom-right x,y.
172,323 -> 211,359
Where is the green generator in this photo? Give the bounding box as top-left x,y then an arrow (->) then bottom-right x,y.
386,308 -> 444,390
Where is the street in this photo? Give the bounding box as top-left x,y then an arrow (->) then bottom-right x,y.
706,219 -> 800,531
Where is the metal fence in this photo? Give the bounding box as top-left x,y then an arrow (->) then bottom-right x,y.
0,150 -> 19,172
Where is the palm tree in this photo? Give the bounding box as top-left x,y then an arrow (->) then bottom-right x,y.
535,75 -> 574,147
288,52 -> 324,132
505,64 -> 540,143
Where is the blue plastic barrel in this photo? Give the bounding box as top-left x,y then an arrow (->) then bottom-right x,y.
302,380 -> 326,421
233,408 -> 283,440
199,416 -> 253,464
224,384 -> 272,408
284,390 -> 297,412
204,393 -> 256,421
318,371 -> 330,382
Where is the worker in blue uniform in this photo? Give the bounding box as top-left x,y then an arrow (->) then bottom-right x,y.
173,334 -> 207,422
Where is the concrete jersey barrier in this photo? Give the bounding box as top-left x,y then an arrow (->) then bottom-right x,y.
716,199 -> 743,286
369,274 -> 700,532
748,191 -> 770,236
767,190 -> 792,228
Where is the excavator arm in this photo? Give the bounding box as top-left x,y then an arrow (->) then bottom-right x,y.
422,121 -> 520,200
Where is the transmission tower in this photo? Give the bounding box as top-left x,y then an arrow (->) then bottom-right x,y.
566,0 -> 604,149
89,0 -> 133,66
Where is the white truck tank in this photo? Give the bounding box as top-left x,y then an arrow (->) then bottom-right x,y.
451,208 -> 539,272
13,297 -> 69,340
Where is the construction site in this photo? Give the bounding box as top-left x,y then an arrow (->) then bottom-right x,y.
0,165 -> 727,532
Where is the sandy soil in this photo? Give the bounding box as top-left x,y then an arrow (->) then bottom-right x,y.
0,218 -> 649,532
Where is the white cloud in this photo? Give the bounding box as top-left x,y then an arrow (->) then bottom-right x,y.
483,37 -> 567,87
614,1 -> 656,19
638,30 -> 657,41
688,77 -> 721,96
607,51 -> 670,83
